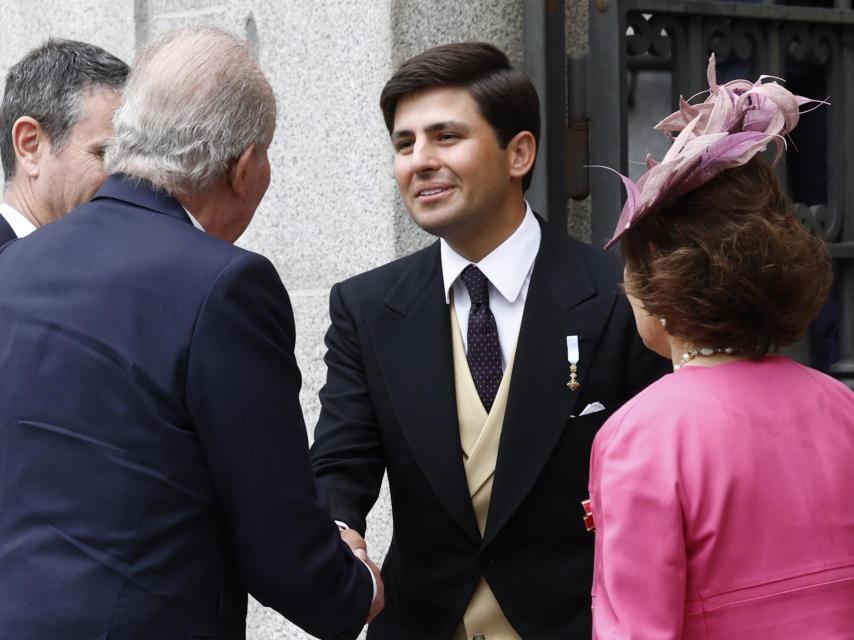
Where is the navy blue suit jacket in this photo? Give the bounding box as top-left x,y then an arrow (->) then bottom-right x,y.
0,213 -> 16,244
0,176 -> 372,639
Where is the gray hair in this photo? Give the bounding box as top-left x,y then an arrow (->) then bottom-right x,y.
0,38 -> 129,182
105,26 -> 276,195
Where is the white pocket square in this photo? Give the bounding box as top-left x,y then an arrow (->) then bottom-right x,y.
571,402 -> 606,419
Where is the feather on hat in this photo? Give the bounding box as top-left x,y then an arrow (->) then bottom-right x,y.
603,54 -> 827,250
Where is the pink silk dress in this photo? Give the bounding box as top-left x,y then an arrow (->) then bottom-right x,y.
589,357 -> 854,639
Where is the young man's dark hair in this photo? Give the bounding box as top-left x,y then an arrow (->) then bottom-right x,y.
0,38 -> 129,182
380,42 -> 540,191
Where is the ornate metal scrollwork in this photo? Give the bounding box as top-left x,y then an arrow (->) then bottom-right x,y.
782,23 -> 838,65
703,18 -> 736,61
626,11 -> 655,57
648,14 -> 681,57
627,13 -> 843,69
793,203 -> 842,243
731,20 -> 767,66
625,11 -> 685,59
627,12 -> 769,66
702,18 -> 766,65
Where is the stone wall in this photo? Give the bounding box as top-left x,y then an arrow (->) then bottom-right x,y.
0,1 -> 588,637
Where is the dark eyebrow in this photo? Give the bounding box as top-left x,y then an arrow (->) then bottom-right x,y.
390,120 -> 472,142
390,129 -> 413,143
424,120 -> 471,134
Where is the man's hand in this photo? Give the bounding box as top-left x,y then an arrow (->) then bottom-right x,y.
360,553 -> 384,623
340,527 -> 367,557
341,529 -> 384,623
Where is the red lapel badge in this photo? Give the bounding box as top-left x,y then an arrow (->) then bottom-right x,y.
581,499 -> 595,532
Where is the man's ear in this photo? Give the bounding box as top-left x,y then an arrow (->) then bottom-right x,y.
12,117 -> 47,178
507,130 -> 536,181
226,144 -> 257,196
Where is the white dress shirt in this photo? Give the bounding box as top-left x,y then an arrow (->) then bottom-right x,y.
0,202 -> 37,238
441,202 -> 541,369
181,206 -> 205,232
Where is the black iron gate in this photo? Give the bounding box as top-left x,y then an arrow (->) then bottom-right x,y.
577,0 -> 854,386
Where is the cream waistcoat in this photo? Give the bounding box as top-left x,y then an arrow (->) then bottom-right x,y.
450,304 -> 521,640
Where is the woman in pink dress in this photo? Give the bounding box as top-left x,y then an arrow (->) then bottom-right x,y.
589,58 -> 854,639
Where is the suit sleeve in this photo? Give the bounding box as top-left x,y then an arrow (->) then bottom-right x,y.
589,411 -> 687,640
310,282 -> 385,535
185,252 -> 372,640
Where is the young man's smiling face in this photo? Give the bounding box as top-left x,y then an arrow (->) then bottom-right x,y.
391,85 -> 531,260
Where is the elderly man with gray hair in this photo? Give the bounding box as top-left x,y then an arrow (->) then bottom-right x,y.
0,26 -> 381,640
0,38 -> 128,241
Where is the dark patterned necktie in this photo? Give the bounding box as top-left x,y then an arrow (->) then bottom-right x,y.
459,265 -> 503,412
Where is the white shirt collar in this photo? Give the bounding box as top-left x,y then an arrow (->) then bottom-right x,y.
0,201 -> 207,236
440,201 -> 541,304
181,205 -> 205,232
0,202 -> 37,238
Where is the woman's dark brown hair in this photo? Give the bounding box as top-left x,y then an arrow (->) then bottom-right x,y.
621,157 -> 833,356
379,42 -> 540,191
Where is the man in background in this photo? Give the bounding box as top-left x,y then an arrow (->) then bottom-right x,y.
0,26 -> 381,639
0,38 -> 127,242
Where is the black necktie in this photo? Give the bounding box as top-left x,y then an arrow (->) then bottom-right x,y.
459,265 -> 503,412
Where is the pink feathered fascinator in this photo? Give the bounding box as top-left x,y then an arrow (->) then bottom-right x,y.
603,54 -> 827,250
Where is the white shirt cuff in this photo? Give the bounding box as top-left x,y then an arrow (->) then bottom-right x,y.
359,557 -> 378,601
335,521 -> 377,601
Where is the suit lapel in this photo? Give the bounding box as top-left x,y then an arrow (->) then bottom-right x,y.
483,221 -> 616,546
369,243 -> 481,543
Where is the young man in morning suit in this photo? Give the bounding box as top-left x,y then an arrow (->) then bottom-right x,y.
311,43 -> 670,639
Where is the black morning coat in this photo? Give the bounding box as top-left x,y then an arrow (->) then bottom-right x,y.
311,215 -> 671,639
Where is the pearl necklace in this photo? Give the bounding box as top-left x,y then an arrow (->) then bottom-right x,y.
673,346 -> 736,370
